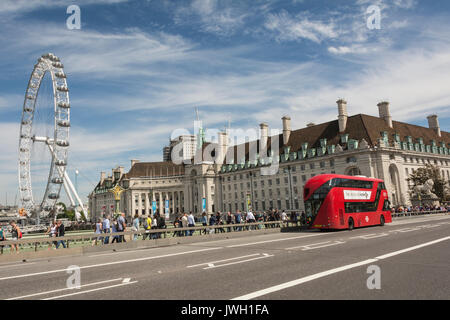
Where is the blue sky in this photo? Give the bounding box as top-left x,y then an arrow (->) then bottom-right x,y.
0,0 -> 449,206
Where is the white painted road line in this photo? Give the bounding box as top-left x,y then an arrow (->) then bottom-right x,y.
6,278 -> 124,300
203,254 -> 274,270
390,227 -> 422,233
285,240 -> 345,251
42,280 -> 138,300
232,236 -> 450,300
0,247 -> 223,282
349,233 -> 389,240
187,253 -> 261,268
226,233 -> 330,248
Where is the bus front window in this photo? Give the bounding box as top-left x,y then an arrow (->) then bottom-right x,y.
304,179 -> 334,225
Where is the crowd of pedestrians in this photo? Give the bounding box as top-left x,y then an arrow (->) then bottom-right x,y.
1,205 -> 449,254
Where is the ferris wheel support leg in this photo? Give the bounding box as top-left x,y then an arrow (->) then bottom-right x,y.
63,170 -> 89,220
62,176 -> 76,207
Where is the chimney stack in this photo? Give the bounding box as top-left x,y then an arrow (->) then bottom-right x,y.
259,123 -> 268,156
377,101 -> 393,128
282,116 -> 291,146
337,99 -> 348,133
427,115 -> 441,137
130,159 -> 140,168
100,172 -> 106,185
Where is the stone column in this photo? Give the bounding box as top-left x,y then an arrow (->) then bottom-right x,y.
145,192 -> 150,216
131,191 -> 136,217
172,191 -> 175,214
158,192 -> 163,216
138,193 -> 142,216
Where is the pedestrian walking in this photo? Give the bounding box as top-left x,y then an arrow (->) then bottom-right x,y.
156,214 -> 166,238
246,210 -> 256,230
102,215 -> 111,244
111,218 -> 119,243
56,220 -> 66,249
46,221 -> 58,249
181,212 -> 188,236
0,224 -> 6,254
92,218 -> 103,246
142,215 -> 152,240
201,212 -> 208,235
132,214 -> 140,241
116,213 -> 127,243
187,212 -> 195,236
9,220 -> 21,253
226,211 -> 233,232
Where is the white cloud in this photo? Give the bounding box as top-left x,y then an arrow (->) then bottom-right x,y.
174,0 -> 248,36
264,10 -> 339,43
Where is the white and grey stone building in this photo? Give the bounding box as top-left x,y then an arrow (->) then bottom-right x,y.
88,100 -> 450,221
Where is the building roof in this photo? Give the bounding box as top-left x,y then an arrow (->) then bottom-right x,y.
222,114 -> 449,163
123,161 -> 185,179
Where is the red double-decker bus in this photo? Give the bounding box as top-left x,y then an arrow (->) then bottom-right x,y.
303,174 -> 392,230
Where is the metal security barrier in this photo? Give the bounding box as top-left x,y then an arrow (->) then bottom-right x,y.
391,210 -> 448,218
0,220 -> 293,255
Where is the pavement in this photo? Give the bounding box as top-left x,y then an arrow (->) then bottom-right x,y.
0,214 -> 449,300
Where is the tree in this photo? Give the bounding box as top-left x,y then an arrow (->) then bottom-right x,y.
407,164 -> 449,201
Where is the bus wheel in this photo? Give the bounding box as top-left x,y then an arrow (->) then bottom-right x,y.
348,218 -> 354,231
380,215 -> 385,226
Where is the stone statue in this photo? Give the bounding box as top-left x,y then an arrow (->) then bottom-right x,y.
411,179 -> 440,207
413,179 -> 437,198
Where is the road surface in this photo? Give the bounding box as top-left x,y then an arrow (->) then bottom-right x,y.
0,214 -> 449,300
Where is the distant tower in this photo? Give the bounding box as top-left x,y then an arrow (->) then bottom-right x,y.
195,107 -> 206,150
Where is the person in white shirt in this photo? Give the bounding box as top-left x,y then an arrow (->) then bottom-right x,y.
181,213 -> 188,236
187,212 -> 195,236
246,211 -> 256,230
281,210 -> 288,227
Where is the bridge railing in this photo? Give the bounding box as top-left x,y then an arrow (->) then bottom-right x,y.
390,210 -> 447,218
1,210 -> 448,254
0,220 -> 292,254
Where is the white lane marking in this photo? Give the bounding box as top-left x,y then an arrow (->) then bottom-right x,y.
389,227 -> 422,233
0,247 -> 222,282
187,253 -> 261,268
226,233 -> 330,248
232,236 -> 450,300
0,262 -> 35,270
419,224 -> 441,229
203,254 -> 274,270
42,281 -> 138,300
374,236 -> 450,259
6,278 -> 123,300
285,240 -> 345,251
122,278 -> 131,283
349,233 -> 389,240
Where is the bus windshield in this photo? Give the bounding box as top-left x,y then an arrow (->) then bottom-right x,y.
304,179 -> 334,224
